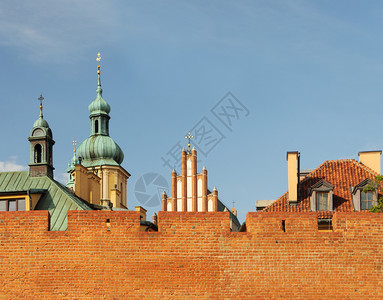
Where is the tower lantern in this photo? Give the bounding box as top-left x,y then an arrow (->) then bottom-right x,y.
28,94 -> 55,178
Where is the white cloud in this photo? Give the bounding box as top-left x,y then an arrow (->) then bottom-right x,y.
56,172 -> 69,185
0,156 -> 27,172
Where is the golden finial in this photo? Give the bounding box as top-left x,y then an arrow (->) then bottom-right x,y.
185,131 -> 194,153
72,139 -> 77,153
96,52 -> 101,74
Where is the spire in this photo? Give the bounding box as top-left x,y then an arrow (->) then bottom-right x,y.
33,94 -> 50,128
88,52 -> 110,117
66,139 -> 77,188
71,139 -> 78,166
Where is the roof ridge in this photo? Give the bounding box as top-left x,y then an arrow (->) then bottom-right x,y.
300,160 -> 330,183
263,191 -> 287,212
300,158 -> 362,183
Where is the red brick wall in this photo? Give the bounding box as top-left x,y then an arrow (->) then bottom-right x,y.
0,210 -> 382,299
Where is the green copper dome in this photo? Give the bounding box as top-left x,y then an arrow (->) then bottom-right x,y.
33,116 -> 49,128
76,69 -> 124,168
77,135 -> 124,167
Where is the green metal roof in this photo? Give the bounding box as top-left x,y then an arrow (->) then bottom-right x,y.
0,171 -> 92,231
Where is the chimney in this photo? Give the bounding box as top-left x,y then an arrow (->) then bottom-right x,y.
286,151 -> 299,205
359,151 -> 381,174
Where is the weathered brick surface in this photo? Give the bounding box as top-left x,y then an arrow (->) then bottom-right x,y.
0,210 -> 382,299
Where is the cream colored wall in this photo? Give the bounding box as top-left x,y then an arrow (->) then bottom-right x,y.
89,165 -> 129,209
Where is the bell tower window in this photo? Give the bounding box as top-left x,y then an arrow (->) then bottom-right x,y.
34,144 -> 42,163
95,120 -> 99,134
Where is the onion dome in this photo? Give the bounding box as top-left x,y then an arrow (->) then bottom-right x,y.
77,135 -> 124,167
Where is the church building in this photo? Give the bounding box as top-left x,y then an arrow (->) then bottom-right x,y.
0,55 -> 157,231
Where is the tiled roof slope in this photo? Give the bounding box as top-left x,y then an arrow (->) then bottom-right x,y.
0,171 -> 92,230
263,159 -> 380,214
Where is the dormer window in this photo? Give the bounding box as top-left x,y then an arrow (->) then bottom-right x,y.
361,191 -> 374,210
317,192 -> 329,211
352,178 -> 378,211
309,180 -> 334,211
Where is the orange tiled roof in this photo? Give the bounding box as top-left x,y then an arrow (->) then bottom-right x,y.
263,159 -> 380,215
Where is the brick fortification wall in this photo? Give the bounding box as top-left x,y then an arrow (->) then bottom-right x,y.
0,211 -> 382,299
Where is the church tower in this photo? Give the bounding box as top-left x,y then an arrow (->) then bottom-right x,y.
161,132 -> 241,231
28,94 -> 55,178
75,53 -> 130,208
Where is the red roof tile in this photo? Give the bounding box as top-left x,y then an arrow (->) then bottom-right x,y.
263,159 -> 380,213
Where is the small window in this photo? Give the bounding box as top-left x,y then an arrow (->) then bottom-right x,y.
316,192 -> 329,211
34,144 -> 42,163
361,191 -> 374,210
318,218 -> 333,231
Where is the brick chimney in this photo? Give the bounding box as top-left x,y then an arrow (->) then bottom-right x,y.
286,151 -> 299,205
359,151 -> 381,174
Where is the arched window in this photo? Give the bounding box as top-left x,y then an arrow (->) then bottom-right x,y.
95,120 -> 99,134
34,144 -> 42,163
208,199 -> 213,212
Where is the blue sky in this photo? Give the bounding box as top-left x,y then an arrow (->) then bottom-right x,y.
1,0 -> 383,223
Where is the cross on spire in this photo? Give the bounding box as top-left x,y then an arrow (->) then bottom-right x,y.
232,200 -> 236,208
185,131 -> 194,153
38,94 -> 44,116
96,52 -> 101,75
72,139 -> 77,153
